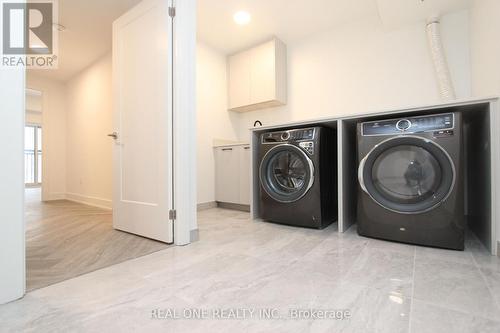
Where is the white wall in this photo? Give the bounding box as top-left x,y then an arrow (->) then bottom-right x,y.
470,0 -> 500,97
27,74 -> 67,201
0,67 -> 25,304
65,54 -> 113,209
469,0 -> 500,246
29,44 -> 229,210
26,92 -> 42,112
26,91 -> 42,124
62,45 -> 232,209
196,41 -> 239,204
235,11 -> 471,141
26,111 -> 42,125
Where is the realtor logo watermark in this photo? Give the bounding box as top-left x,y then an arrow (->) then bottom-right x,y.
1,0 -> 58,68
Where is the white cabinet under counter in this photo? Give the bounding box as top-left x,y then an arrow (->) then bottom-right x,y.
215,144 -> 251,208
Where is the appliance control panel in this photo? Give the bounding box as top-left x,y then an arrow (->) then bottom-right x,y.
299,141 -> 315,155
361,113 -> 454,136
262,128 -> 316,143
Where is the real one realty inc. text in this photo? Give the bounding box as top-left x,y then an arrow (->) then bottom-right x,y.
151,308 -> 352,321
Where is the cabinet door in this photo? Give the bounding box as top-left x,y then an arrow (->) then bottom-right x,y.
228,52 -> 251,109
239,146 -> 251,205
215,147 -> 240,204
250,40 -> 276,104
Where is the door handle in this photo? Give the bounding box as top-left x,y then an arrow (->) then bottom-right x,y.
107,132 -> 118,140
358,156 -> 368,194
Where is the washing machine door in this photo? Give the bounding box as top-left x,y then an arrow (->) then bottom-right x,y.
358,136 -> 455,214
260,144 -> 315,203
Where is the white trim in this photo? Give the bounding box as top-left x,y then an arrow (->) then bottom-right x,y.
172,0 -> 197,246
65,193 -> 113,210
0,49 -> 26,303
190,229 -> 199,242
43,192 -> 66,201
25,84 -> 49,202
197,201 -> 217,211
337,120 -> 345,232
490,100 -> 499,256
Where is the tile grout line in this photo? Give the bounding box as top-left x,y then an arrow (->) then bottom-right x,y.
407,246 -> 417,333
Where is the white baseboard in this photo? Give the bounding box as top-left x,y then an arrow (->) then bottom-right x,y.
65,192 -> 113,210
43,192 -> 66,201
197,201 -> 217,211
217,202 -> 250,212
190,228 -> 199,242
49,197 -> 223,213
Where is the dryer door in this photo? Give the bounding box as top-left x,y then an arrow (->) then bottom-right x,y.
358,136 -> 455,214
260,144 -> 315,203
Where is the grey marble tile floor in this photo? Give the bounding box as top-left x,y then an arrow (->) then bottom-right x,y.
1,208 -> 500,333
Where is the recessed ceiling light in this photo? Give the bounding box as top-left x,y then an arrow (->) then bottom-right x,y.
233,11 -> 251,25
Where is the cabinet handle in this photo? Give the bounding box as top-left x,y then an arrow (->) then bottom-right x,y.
244,147 -> 250,150
222,148 -> 233,151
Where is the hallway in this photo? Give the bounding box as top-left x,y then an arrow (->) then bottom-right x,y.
25,188 -> 168,290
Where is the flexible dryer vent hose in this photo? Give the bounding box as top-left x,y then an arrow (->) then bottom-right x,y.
426,18 -> 456,100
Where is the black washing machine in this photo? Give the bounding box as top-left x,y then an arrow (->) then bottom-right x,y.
258,127 -> 337,229
357,113 -> 465,250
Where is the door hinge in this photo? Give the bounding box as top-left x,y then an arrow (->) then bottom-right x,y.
168,6 -> 176,17
169,209 -> 177,220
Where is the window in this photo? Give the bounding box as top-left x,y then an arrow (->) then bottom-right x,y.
25,125 -> 42,186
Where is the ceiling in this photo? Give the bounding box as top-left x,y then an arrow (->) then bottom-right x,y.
29,0 -> 142,82
197,0 -> 379,55
376,0 -> 470,29
197,0 -> 471,54
31,0 -> 471,82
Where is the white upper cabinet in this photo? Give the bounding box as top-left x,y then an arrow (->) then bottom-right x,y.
250,42 -> 276,104
228,52 -> 251,110
228,38 -> 287,112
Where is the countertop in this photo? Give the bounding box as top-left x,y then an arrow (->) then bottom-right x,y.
249,96 -> 499,132
213,141 -> 250,148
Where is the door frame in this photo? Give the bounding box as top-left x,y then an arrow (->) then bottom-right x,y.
24,124 -> 43,187
0,65 -> 26,304
171,0 -> 197,245
25,84 -> 52,202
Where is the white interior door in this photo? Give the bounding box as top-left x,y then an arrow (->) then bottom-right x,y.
112,0 -> 173,243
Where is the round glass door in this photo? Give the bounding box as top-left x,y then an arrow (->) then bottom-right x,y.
361,137 -> 455,214
260,144 -> 314,203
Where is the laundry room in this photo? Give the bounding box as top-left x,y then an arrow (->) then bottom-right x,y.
3,0 -> 500,331
197,0 -> 499,253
